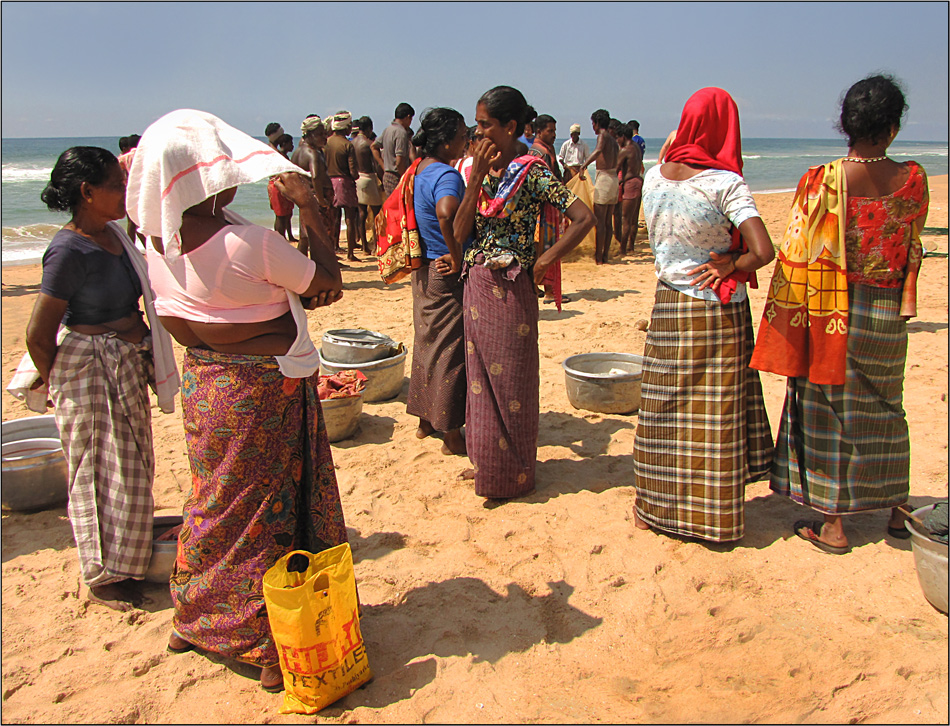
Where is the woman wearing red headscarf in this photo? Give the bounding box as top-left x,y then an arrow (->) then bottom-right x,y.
632,87 -> 775,543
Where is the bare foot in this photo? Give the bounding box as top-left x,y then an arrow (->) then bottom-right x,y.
87,582 -> 138,612
458,468 -> 476,481
167,631 -> 196,653
441,429 -> 467,456
347,255 -> 360,262
633,510 -> 651,531
260,664 -> 283,692
416,419 -> 435,439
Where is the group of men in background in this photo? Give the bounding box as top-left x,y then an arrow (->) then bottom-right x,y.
263,103 -> 647,268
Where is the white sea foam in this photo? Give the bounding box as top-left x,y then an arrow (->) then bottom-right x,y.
2,165 -> 54,182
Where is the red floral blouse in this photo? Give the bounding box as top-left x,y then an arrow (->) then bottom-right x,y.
844,161 -> 929,288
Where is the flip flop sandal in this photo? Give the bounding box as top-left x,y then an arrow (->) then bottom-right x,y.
167,631 -> 196,654
260,665 -> 284,693
888,505 -> 914,539
793,519 -> 851,555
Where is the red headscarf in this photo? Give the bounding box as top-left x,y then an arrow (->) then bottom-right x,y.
665,87 -> 755,303
665,87 -> 743,174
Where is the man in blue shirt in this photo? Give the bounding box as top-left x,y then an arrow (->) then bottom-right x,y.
629,120 -> 646,157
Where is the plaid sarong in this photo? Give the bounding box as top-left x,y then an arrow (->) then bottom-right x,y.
463,263 -> 539,498
406,264 -> 466,432
770,284 -> 910,513
48,331 -> 155,586
171,349 -> 347,667
633,284 -> 773,542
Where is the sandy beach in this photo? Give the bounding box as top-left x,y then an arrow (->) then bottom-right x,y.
2,180 -> 947,724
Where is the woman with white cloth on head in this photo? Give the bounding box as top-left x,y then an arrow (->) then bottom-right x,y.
25,146 -> 179,612
126,109 -> 348,692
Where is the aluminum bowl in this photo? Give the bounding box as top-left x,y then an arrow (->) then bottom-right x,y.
321,393 -> 364,443
906,505 -> 948,614
145,514 -> 183,583
563,353 -> 644,415
319,347 -> 407,403
1,414 -> 59,444
1,437 -> 69,512
321,329 -> 397,365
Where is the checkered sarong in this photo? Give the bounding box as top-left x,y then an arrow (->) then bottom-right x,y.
48,332 -> 155,585
633,284 -> 773,542
770,284 -> 910,513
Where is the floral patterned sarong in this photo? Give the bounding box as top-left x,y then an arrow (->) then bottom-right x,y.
171,348 -> 347,667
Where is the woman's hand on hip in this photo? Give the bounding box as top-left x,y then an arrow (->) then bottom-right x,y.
434,253 -> 458,276
688,251 -> 735,291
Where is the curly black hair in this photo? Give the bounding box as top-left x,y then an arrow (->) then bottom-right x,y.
837,74 -> 908,147
41,146 -> 119,214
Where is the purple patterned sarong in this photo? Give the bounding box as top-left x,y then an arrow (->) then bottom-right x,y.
171,349 -> 348,667
463,264 -> 539,498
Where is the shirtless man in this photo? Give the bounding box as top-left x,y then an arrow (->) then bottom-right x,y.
265,122 -> 297,242
617,123 -> 644,256
352,116 -> 382,254
291,115 -> 335,260
581,109 -> 620,264
326,111 -> 361,262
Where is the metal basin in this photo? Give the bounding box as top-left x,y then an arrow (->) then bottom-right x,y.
563,353 -> 643,415
321,393 -> 363,443
321,329 -> 397,365
1,414 -> 59,444
319,348 -> 407,403
145,514 -> 183,583
906,505 -> 948,614
1,436 -> 69,512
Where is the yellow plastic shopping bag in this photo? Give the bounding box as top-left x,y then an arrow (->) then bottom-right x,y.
263,543 -> 371,714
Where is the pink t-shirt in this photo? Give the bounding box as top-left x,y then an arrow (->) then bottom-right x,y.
147,224 -> 316,323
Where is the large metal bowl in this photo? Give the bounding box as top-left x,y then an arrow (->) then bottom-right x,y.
1,414 -> 59,444
319,348 -> 407,403
906,505 -> 948,614
321,329 -> 397,365
321,393 -> 364,443
1,436 -> 69,512
145,514 -> 183,583
563,353 -> 643,415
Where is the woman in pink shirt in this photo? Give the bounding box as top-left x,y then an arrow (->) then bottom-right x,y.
126,110 -> 348,693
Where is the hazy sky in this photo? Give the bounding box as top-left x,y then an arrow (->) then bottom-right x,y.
2,2 -> 948,141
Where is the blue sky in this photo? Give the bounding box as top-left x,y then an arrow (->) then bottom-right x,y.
2,2 -> 947,141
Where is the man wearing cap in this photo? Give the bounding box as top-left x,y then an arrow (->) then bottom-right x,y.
557,123 -> 591,183
326,110 -> 361,262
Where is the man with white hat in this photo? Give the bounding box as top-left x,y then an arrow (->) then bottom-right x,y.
557,123 -> 591,183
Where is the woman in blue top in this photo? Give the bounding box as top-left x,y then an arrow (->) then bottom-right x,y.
406,108 -> 471,456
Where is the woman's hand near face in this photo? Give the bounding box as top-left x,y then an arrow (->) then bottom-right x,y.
469,138 -> 500,182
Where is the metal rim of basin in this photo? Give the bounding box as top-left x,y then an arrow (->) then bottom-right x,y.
562,353 -> 643,382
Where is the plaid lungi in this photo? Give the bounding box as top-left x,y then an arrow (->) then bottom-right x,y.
770,284 -> 910,513
48,331 -> 155,585
463,264 -> 539,498
633,284 -> 773,542
383,170 -> 401,200
406,263 -> 467,432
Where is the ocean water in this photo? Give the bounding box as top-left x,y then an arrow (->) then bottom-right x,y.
3,136 -> 947,266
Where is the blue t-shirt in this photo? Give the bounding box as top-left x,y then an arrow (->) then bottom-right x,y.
413,162 -> 467,260
633,134 -> 646,156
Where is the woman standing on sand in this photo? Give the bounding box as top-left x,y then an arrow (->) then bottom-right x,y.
751,75 -> 929,554
406,107 -> 471,456
632,87 -> 775,543
126,109 -> 348,692
454,86 -> 594,500
25,146 -> 178,611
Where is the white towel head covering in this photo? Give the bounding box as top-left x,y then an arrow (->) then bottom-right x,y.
266,124 -> 285,143
330,111 -> 352,132
300,115 -> 324,134
126,109 -> 307,260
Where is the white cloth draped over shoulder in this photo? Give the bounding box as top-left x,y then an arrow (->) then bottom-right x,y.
6,222 -> 180,414
126,108 -> 320,379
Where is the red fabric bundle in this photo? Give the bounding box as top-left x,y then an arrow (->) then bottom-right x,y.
317,370 -> 367,400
